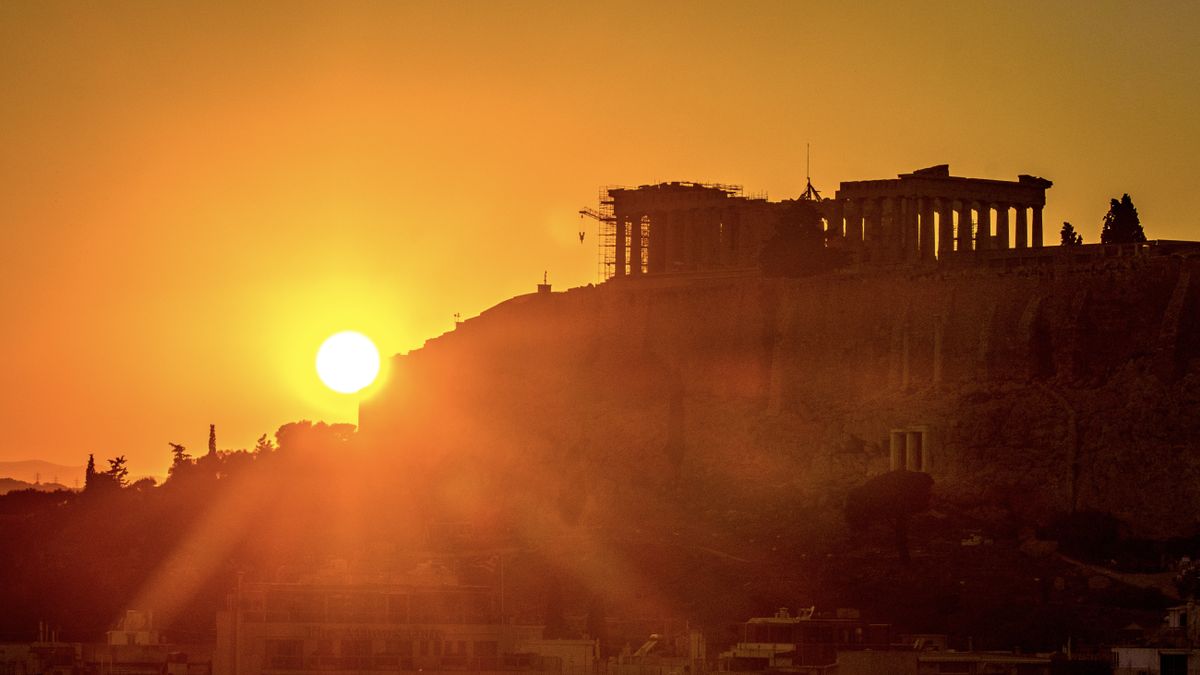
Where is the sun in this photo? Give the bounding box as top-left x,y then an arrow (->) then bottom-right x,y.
315,331 -> 381,394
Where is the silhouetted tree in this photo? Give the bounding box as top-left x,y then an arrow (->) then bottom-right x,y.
845,469 -> 934,563
207,424 -> 217,457
169,442 -> 191,469
1041,510 -> 1122,562
275,420 -> 355,453
254,433 -> 276,454
106,455 -> 129,488
1060,222 -> 1083,246
1100,194 -> 1146,244
760,200 -> 848,277
84,454 -> 97,490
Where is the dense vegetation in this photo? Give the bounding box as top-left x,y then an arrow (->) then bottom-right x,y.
0,416 -> 1190,653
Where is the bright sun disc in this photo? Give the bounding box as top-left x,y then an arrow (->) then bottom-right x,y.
316,331 -> 381,394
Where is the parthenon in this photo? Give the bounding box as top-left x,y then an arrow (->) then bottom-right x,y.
832,164 -> 1053,262
592,164 -> 1054,278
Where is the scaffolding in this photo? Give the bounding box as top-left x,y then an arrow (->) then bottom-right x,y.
579,186 -> 620,282
580,182 -> 747,282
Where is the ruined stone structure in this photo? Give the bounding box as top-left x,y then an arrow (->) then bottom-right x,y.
595,166 -> 1053,279
605,182 -> 778,277
831,164 -> 1053,262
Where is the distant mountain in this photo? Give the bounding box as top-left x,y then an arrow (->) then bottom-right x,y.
0,460 -> 85,488
0,477 -> 74,495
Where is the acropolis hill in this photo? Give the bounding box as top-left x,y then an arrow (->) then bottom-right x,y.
362,166 -> 1200,539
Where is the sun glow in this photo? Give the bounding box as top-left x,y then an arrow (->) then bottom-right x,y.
315,331 -> 381,394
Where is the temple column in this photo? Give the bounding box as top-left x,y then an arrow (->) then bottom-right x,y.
864,198 -> 882,259
902,197 -> 918,261
920,197 -> 935,261
978,204 -> 993,251
676,210 -> 688,268
881,197 -> 896,261
827,200 -> 844,240
906,431 -> 924,471
938,198 -> 954,258
902,196 -> 912,260
1015,206 -> 1028,249
906,198 -> 919,261
647,212 -> 658,273
956,200 -> 973,252
845,199 -> 861,247
629,214 -> 643,275
613,211 -> 627,277
1032,205 -> 1044,248
996,205 -> 1010,250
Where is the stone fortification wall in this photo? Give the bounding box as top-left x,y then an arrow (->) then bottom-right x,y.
362,257 -> 1200,537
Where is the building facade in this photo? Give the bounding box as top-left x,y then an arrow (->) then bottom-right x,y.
214,582 -> 594,675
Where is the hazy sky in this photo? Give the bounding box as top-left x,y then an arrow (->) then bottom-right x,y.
2,1 -> 1198,475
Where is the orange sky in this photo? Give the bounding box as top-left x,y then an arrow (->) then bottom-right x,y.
2,1 -> 1198,476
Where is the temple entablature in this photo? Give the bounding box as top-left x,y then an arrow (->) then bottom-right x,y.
829,164 -> 1053,262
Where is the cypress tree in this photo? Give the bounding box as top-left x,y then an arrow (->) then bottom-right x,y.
1100,194 -> 1146,244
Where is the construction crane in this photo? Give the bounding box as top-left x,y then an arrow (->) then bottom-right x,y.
578,206 -> 614,244
579,204 -> 618,281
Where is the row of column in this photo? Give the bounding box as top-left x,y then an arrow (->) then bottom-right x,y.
890,428 -> 929,472
826,197 -> 1044,260
612,209 -> 745,277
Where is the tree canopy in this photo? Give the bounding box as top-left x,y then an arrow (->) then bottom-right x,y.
1100,194 -> 1146,244
1060,222 -> 1083,246
106,455 -> 129,488
845,469 -> 934,563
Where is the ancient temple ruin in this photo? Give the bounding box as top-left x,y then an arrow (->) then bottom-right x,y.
589,182 -> 778,278
832,164 -> 1053,262
585,165 -> 1054,279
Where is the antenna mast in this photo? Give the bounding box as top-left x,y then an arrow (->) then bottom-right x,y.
799,142 -> 822,201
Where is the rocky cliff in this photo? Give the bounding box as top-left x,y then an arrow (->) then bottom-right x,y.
362,254 -> 1200,540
